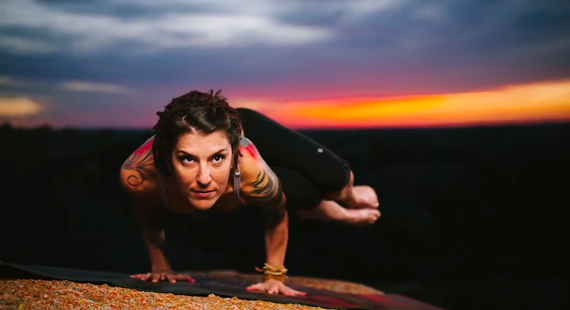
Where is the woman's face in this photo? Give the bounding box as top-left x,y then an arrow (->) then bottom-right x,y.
170,130 -> 233,211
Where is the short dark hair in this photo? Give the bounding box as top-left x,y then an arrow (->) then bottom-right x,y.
152,89 -> 242,176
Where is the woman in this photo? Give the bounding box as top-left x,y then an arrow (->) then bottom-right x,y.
119,89 -> 380,297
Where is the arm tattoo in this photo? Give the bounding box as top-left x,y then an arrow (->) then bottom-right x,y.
240,137 -> 286,221
249,168 -> 286,222
122,136 -> 156,187
143,230 -> 166,251
250,169 -> 283,205
239,137 -> 259,160
134,201 -> 167,252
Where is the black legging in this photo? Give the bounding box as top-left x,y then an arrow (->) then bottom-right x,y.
236,108 -> 351,210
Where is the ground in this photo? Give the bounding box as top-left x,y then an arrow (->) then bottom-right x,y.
0,270 -> 383,310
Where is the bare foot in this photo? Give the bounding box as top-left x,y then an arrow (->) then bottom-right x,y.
346,185 -> 379,209
345,208 -> 381,226
294,200 -> 380,226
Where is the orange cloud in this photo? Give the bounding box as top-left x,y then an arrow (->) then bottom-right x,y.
0,97 -> 43,117
268,79 -> 570,129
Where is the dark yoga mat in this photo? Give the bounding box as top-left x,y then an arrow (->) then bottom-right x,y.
0,262 -> 443,310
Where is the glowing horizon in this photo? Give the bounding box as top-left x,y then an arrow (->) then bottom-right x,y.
252,79 -> 570,129
2,79 -> 570,130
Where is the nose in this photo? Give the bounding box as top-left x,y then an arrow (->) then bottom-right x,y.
196,163 -> 211,185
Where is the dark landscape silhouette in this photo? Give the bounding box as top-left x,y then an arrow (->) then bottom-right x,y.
1,121 -> 569,310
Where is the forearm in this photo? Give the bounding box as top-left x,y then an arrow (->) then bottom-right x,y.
264,209 -> 289,268
141,228 -> 170,271
133,200 -> 170,271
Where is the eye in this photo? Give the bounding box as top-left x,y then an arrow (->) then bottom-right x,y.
213,154 -> 225,163
181,156 -> 195,164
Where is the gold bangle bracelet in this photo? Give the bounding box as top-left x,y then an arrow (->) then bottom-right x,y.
255,263 -> 288,282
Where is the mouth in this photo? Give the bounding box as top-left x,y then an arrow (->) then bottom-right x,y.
191,190 -> 216,198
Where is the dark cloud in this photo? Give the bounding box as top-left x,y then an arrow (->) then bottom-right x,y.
1,0 -> 569,104
34,0 -> 174,18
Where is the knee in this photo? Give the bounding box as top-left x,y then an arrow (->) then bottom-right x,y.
320,161 -> 352,193
236,108 -> 264,132
236,107 -> 261,120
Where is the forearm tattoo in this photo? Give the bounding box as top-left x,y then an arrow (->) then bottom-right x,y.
122,137 -> 156,186
143,230 -> 166,251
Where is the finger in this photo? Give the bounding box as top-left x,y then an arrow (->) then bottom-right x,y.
171,274 -> 194,283
279,284 -> 305,297
246,283 -> 264,292
151,273 -> 161,283
282,289 -> 296,297
281,286 -> 298,296
268,284 -> 279,295
248,283 -> 264,289
140,273 -> 151,281
160,273 -> 165,281
173,274 -> 193,281
130,274 -> 149,281
246,284 -> 262,291
166,275 -> 177,283
290,289 -> 307,296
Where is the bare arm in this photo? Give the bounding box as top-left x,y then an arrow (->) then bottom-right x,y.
119,138 -> 193,283
247,168 -> 288,269
132,197 -> 170,272
128,194 -> 194,283
119,138 -> 170,271
243,165 -> 305,296
238,137 -> 304,295
238,137 -> 290,272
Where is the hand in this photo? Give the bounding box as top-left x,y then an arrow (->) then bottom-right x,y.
246,279 -> 306,296
130,269 -> 195,284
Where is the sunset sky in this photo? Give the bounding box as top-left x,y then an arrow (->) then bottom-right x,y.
1,0 -> 569,129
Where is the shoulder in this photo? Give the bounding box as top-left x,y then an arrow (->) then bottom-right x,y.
238,136 -> 261,161
237,136 -> 268,180
119,135 -> 159,196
